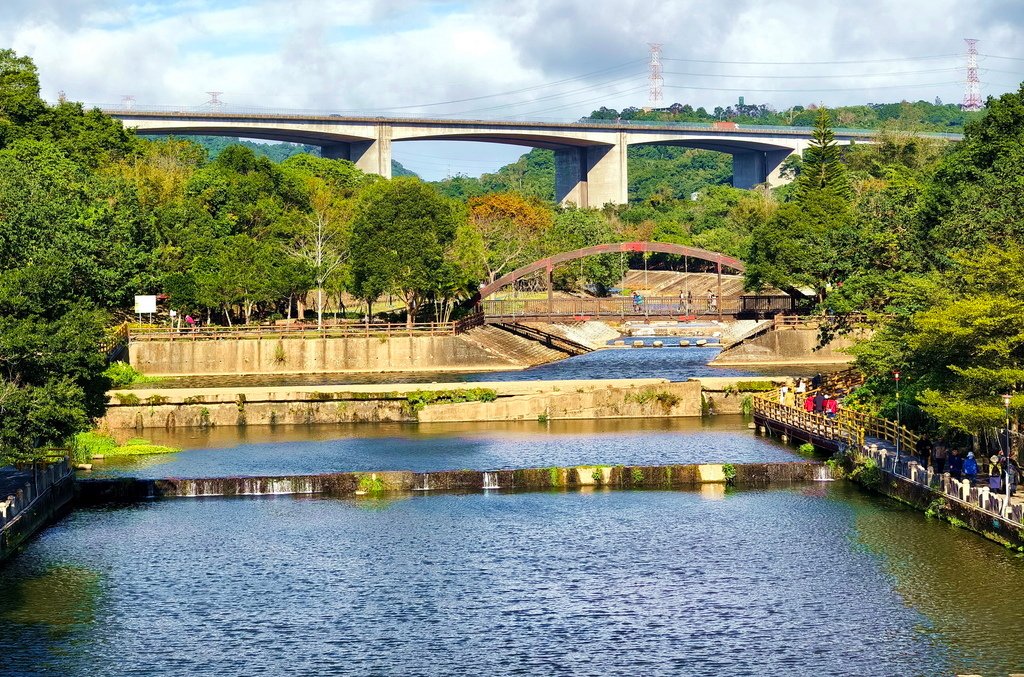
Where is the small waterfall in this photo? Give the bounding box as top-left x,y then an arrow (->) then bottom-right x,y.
813,465 -> 835,482
482,472 -> 500,490
414,474 -> 432,491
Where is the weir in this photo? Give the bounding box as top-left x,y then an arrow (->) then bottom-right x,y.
76,461 -> 832,504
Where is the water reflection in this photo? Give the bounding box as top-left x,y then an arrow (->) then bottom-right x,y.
93,415 -> 803,479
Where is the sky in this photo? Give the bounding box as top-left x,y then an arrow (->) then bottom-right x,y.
2,0 -> 1024,179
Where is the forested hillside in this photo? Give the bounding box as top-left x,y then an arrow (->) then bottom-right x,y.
434,98 -> 975,203
145,134 -> 418,177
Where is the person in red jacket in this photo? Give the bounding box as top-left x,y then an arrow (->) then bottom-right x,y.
803,394 -> 815,412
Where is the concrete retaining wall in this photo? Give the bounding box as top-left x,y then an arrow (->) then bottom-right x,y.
77,461 -> 830,503
99,379 -> 704,429
711,327 -> 861,366
129,334 -> 512,376
1,461 -> 76,562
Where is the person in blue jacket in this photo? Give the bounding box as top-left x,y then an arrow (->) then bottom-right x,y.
963,451 -> 979,486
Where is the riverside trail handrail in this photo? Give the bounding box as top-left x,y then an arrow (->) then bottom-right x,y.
754,389 -> 917,454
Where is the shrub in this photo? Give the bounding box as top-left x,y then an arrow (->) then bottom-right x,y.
850,458 -> 883,491
722,463 -> 737,484
114,393 -> 141,406
799,443 -> 816,455
103,362 -> 155,388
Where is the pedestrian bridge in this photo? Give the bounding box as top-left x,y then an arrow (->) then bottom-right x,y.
104,107 -> 961,207
476,241 -> 795,321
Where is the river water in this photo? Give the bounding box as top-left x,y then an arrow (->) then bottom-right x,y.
4,349 -> 1023,675
2,485 -> 1023,676
90,416 -> 802,479
138,345 -> 839,390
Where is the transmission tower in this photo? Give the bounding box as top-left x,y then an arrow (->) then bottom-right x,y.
647,43 -> 663,108
962,38 -> 982,111
120,94 -> 135,111
205,91 -> 224,110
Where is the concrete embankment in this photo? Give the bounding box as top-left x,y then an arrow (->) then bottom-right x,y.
77,461 -> 830,503
711,327 -> 861,366
130,325 -> 566,377
100,379 -> 703,429
1,460 -> 76,562
851,446 -> 1024,549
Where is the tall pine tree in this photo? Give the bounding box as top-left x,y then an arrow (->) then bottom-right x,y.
795,107 -> 852,201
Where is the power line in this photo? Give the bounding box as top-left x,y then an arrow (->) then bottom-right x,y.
661,67 -> 964,80
331,59 -> 646,113
662,54 -> 958,66
663,81 -> 961,93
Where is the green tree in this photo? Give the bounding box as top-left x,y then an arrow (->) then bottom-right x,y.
349,178 -> 459,326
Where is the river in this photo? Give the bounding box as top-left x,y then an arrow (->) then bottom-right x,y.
90,415 -> 801,479
2,485 -> 1023,675
3,349 -> 1022,675
136,344 -> 841,390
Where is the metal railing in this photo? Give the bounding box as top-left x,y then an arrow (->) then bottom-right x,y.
130,320 -> 462,342
482,295 -> 740,319
491,322 -> 592,356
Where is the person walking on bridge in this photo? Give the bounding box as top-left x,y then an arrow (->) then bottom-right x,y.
964,452 -> 979,486
931,440 -> 947,474
813,392 -> 825,414
804,394 -> 815,413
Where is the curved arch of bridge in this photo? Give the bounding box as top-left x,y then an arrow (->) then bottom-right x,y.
477,241 -> 745,300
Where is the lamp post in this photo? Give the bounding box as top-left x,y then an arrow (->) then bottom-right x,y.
1003,393 -> 1012,511
894,371 -> 901,462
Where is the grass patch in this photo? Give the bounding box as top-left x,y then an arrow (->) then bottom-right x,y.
113,393 -> 140,406
733,381 -> 775,392
103,362 -> 155,388
72,431 -> 179,462
625,389 -> 681,410
407,388 -> 498,411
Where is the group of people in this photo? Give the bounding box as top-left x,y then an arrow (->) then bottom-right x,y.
778,375 -> 834,415
915,436 -> 1020,494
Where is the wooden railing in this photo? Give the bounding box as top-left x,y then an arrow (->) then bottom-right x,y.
100,322 -> 130,357
754,387 -> 916,455
754,394 -> 862,447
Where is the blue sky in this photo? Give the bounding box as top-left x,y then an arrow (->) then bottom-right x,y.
2,0 -> 1024,179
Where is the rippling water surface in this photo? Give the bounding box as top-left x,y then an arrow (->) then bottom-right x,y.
2,485 -> 1023,676
91,415 -> 803,478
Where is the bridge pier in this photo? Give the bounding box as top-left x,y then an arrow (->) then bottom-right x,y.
732,148 -> 797,189
321,124 -> 392,178
554,137 -> 628,208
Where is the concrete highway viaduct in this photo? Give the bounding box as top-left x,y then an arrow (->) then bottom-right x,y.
109,110 -> 960,207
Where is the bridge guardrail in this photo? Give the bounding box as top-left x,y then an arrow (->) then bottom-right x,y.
95,105 -> 964,140
482,295 -> 740,319
129,321 -> 462,342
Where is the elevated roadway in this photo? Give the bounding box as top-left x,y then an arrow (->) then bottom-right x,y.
104,107 -> 962,207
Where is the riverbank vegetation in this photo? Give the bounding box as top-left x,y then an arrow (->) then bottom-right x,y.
72,432 -> 178,463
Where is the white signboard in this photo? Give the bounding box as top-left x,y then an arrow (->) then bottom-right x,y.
134,295 -> 157,314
